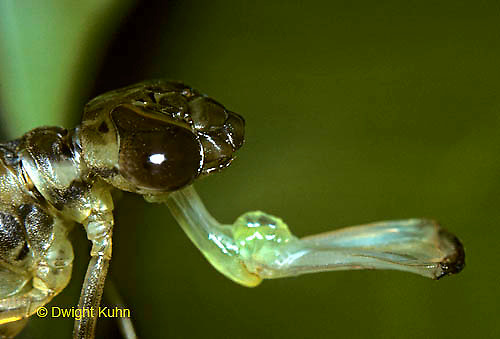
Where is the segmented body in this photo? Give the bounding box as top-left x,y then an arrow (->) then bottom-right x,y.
0,128 -> 85,337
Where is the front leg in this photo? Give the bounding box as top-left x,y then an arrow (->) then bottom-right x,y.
163,186 -> 464,287
73,211 -> 113,339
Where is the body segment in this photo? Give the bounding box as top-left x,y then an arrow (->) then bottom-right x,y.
0,131 -> 76,336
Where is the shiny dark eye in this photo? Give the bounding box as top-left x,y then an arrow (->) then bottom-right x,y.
111,105 -> 203,191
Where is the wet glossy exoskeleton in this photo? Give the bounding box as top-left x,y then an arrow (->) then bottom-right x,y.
0,80 -> 245,338
0,80 -> 465,339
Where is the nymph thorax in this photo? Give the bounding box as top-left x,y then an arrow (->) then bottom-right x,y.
18,126 -> 113,224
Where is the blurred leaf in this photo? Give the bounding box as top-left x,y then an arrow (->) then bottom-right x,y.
0,0 -> 135,137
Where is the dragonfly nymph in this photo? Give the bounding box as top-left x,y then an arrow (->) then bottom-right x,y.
0,80 -> 465,338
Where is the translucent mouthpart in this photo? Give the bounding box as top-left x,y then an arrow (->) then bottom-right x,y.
162,186 -> 464,287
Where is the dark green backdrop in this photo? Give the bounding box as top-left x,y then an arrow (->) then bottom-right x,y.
2,1 -> 498,338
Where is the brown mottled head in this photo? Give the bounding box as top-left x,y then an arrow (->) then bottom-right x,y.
79,80 -> 245,194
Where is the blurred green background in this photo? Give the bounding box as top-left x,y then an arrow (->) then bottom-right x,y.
1,1 -> 499,338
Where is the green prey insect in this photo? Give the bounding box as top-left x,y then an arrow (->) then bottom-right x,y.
0,80 -> 465,338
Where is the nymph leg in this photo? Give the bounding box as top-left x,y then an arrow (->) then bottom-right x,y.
73,211 -> 113,339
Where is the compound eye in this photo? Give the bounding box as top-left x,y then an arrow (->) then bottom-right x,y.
111,105 -> 203,191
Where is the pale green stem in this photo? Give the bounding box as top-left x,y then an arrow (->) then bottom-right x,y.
163,186 -> 464,287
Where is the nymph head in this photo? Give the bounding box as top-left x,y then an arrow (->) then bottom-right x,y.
79,80 -> 245,194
